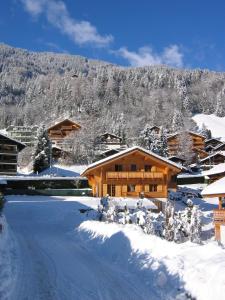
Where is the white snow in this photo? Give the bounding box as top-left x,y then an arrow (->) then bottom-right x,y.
19,164 -> 87,177
202,176 -> 225,196
3,194 -> 225,300
193,113 -> 225,141
202,163 -> 225,176
0,215 -> 16,300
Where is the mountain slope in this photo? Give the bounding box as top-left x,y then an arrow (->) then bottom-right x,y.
0,43 -> 225,139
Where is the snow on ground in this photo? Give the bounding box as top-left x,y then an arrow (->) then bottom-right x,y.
0,215 -> 17,300
3,194 -> 225,300
192,113 -> 225,141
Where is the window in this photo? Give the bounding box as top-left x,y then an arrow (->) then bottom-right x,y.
145,165 -> 152,172
107,184 -> 115,196
115,164 -> 123,171
149,184 -> 157,192
131,164 -> 137,171
127,184 -> 136,192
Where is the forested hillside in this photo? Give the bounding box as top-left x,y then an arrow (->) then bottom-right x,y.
0,43 -> 225,141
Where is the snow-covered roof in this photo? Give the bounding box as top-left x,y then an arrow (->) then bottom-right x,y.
167,130 -> 205,140
47,118 -> 81,130
202,163 -> 225,177
0,132 -> 26,151
202,176 -> 225,196
82,146 -> 182,174
200,151 -> 225,163
205,137 -> 222,144
214,142 -> 225,151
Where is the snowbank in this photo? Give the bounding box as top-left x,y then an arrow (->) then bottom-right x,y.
193,114 -> 225,141
0,215 -> 16,300
79,220 -> 225,300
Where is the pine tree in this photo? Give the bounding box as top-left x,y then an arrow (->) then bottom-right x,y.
138,124 -> 155,150
171,110 -> 184,133
33,126 -> 51,173
177,132 -> 194,165
215,89 -> 225,117
163,201 -> 175,241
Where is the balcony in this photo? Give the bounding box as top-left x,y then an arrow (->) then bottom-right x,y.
106,171 -> 164,180
213,209 -> 225,224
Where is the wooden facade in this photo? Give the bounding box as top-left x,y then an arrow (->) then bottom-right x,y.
48,119 -> 81,147
82,146 -> 182,199
95,133 -> 124,151
167,131 -> 206,157
0,133 -> 25,175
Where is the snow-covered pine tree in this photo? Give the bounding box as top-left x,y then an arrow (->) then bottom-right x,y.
163,201 -> 175,241
33,125 -> 51,173
151,127 -> 168,157
177,132 -> 194,165
138,124 -> 155,150
171,110 -> 184,133
188,205 -> 202,243
215,88 -> 225,117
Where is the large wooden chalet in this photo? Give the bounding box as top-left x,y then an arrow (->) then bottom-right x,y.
167,131 -> 206,158
47,118 -> 81,147
0,133 -> 25,175
82,146 -> 182,201
95,132 -> 125,151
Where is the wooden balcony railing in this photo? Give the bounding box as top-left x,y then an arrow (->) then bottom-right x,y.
213,209 -> 225,224
106,171 -> 164,180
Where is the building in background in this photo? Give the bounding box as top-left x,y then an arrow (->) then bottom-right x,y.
0,133 -> 26,175
6,125 -> 38,147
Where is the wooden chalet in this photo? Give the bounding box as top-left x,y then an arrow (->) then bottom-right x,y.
200,152 -> 225,167
48,119 -> 81,147
205,138 -> 222,149
167,131 -> 208,158
82,146 -> 182,202
202,177 -> 225,243
203,163 -> 225,184
0,133 -> 26,175
213,143 -> 225,152
150,126 -> 161,135
95,132 -> 125,151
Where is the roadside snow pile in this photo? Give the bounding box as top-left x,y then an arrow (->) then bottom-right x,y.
193,113 -> 225,141
79,220 -> 225,300
0,215 -> 16,300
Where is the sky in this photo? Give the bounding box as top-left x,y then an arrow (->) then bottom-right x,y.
0,0 -> 225,70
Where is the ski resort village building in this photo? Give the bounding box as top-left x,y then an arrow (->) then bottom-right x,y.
82,146 -> 182,202
47,118 -> 81,147
167,131 -> 206,159
202,177 -> 225,242
95,132 -> 125,152
0,133 -> 25,175
6,125 -> 38,147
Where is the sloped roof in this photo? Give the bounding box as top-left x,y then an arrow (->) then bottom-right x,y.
200,151 -> 225,163
0,132 -> 26,151
167,131 -> 206,140
202,176 -> 225,197
97,132 -> 122,140
202,163 -> 225,177
82,146 -> 182,175
47,118 -> 81,130
205,138 -> 222,144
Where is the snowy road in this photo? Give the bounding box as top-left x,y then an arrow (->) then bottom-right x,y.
4,196 -> 154,300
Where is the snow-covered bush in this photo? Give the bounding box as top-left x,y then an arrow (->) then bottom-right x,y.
98,196 -> 202,244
